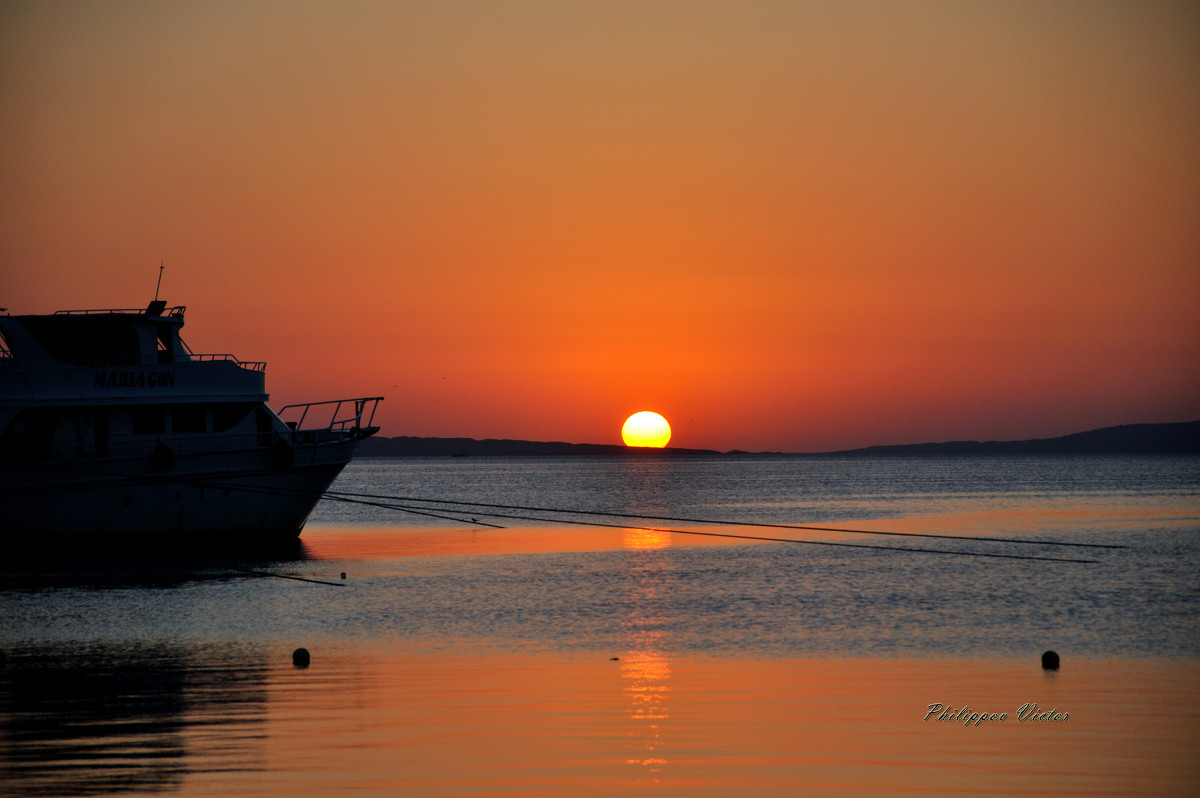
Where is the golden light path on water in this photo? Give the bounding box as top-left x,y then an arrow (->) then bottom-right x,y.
620,527 -> 674,779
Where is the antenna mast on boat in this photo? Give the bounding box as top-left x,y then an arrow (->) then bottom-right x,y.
154,261 -> 165,301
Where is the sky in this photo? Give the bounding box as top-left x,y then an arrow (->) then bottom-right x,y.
2,0 -> 1198,452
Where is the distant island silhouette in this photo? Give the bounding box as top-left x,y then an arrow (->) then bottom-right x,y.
356,420 -> 1200,457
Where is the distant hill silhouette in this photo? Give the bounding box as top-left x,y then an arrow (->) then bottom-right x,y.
356,421 -> 1199,457
835,421 -> 1200,455
356,436 -> 721,457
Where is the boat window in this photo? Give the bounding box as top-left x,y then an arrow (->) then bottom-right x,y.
212,404 -> 253,433
0,329 -> 10,360
94,408 -> 109,456
156,325 -> 178,363
256,407 -> 280,445
172,406 -> 206,434
132,407 -> 165,435
23,317 -> 141,364
0,408 -> 57,462
108,410 -> 133,436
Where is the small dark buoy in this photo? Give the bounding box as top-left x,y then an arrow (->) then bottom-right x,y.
1041,650 -> 1060,670
340,572 -> 347,580
292,647 -> 311,668
610,657 -> 620,661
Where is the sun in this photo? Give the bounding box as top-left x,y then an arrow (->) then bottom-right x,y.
621,411 -> 672,448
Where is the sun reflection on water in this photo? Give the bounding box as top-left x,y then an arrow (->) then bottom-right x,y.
621,649 -> 672,770
619,527 -> 675,778
622,527 -> 672,550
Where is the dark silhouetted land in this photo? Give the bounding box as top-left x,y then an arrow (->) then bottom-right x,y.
356,421 -> 1200,457
356,436 -> 721,457
834,421 -> 1200,455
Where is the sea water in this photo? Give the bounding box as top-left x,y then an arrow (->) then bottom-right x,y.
306,454 -> 1200,659
2,455 -> 1198,796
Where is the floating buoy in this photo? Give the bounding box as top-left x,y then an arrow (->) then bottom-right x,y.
292,647 -> 311,667
1041,650 -> 1060,670
340,572 -> 347,580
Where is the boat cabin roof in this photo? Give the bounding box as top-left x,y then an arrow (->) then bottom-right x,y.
0,302 -> 268,404
1,304 -> 187,365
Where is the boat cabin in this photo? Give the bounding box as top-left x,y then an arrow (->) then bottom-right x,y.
0,303 -> 279,465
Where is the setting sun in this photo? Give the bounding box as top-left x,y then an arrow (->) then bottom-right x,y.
621,411 -> 672,448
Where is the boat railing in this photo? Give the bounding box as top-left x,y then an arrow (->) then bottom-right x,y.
54,353 -> 267,371
278,397 -> 383,437
188,354 -> 268,371
54,306 -> 187,317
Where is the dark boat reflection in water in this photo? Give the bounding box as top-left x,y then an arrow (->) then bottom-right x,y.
0,642 -> 271,796
0,548 -> 306,795
0,539 -> 311,590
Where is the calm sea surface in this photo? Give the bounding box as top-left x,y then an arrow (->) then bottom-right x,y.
2,455 -> 1198,796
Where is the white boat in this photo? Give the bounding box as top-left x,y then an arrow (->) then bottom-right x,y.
0,300 -> 381,545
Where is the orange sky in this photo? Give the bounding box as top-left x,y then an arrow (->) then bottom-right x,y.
2,1 -> 1198,452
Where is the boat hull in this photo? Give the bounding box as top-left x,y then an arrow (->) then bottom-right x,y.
0,440 -> 358,544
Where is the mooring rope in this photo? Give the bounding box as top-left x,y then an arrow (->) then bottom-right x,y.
321,489 -> 1125,550
192,480 -> 1108,564
375,505 -> 1104,563
211,563 -> 346,586
315,491 -> 506,528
